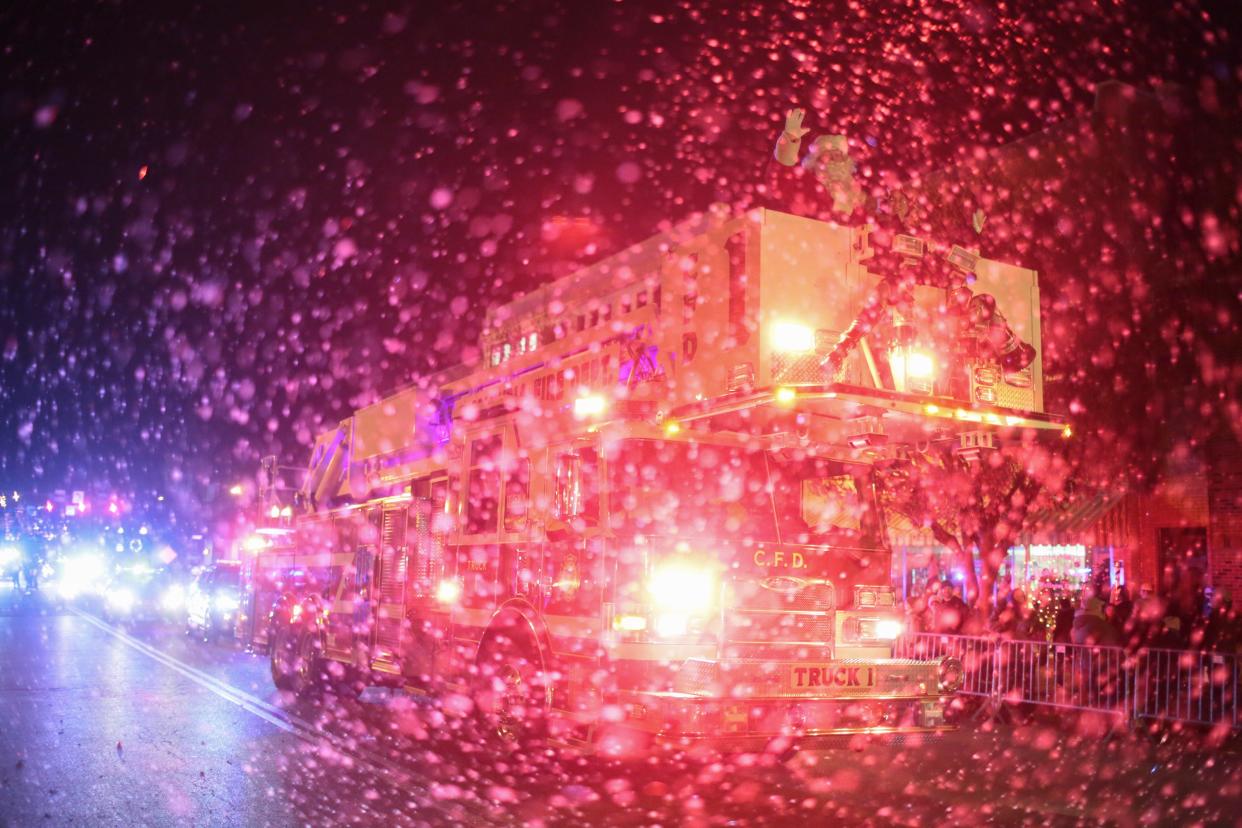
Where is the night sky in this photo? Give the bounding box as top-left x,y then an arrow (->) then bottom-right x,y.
0,0 -> 1236,518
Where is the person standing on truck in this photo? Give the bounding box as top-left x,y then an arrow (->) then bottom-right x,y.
771,108 -> 870,222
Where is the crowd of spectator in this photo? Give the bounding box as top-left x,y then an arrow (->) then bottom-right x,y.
906,577 -> 1242,655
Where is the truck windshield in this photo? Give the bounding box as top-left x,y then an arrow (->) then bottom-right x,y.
765,451 -> 883,549
607,439 -> 882,549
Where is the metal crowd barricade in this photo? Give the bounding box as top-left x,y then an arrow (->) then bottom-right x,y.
1131,648 -> 1239,729
896,632 -> 1240,730
994,638 -> 1129,715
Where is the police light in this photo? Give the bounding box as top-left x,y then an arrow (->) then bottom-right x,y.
771,321 -> 815,353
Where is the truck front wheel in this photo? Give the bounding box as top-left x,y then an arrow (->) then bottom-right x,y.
475,637 -> 547,748
271,625 -> 319,698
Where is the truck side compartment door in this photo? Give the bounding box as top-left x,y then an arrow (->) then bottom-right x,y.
371,504 -> 409,671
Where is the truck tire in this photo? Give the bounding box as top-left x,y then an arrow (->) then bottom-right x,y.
271,625 -> 319,697
475,635 -> 547,747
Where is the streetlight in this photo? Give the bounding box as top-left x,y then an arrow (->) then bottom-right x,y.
228,484 -> 244,497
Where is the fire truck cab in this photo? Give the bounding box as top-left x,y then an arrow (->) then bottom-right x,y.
242,207 -> 1061,755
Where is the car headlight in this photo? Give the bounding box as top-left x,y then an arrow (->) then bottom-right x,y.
0,547 -> 18,566
161,584 -> 186,612
58,554 -> 109,598
107,588 -> 137,613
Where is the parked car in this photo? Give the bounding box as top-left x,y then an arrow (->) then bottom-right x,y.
186,561 -> 243,641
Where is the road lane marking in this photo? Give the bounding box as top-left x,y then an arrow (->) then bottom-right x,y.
71,609 -> 493,823
74,609 -> 309,735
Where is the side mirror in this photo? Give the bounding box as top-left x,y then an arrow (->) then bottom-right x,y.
552,451 -> 599,530
554,454 -> 583,521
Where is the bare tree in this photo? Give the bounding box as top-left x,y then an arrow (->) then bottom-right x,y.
877,442 -> 1068,616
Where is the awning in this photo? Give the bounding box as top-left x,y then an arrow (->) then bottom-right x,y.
1020,491 -> 1128,546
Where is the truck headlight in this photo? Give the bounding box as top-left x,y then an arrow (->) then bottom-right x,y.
847,616 -> 904,642
648,562 -> 716,639
871,618 -> 904,640
649,563 -> 715,613
215,594 -> 240,613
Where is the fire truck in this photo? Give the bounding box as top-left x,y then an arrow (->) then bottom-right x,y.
240,207 -> 1062,755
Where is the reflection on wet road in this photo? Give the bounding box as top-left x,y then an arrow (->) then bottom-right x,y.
1,584 -> 1237,826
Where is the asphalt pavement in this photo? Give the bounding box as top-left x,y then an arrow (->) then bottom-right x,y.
1,582 -> 1238,827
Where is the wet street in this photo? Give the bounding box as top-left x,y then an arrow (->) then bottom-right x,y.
1,582 -> 1239,827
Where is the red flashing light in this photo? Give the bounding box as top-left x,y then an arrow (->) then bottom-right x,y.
45,500 -> 54,512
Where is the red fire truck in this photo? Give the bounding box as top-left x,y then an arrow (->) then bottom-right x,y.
239,207 -> 1062,755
